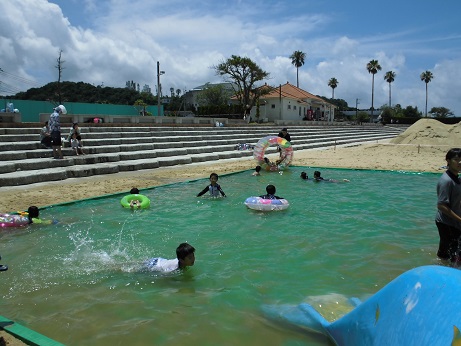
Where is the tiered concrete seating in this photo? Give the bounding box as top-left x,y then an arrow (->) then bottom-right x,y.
0,125 -> 404,186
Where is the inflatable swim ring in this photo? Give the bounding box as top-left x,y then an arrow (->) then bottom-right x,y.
30,218 -> 56,225
120,194 -> 151,209
253,136 -> 293,171
13,211 -> 56,225
244,197 -> 290,211
0,213 -> 29,227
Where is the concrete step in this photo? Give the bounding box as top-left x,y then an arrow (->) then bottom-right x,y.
0,128 -> 402,153
0,124 -> 406,186
0,131 -> 390,175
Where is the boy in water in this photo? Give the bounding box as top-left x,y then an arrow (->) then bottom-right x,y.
252,165 -> 262,176
27,206 -> 40,224
435,148 -> 461,263
313,170 -> 349,182
260,184 -> 283,200
26,206 -> 55,224
144,243 -> 196,272
129,188 -> 142,209
197,173 -> 226,197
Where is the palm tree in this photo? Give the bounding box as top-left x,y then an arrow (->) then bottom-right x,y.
420,70 -> 434,117
328,77 -> 338,99
366,59 -> 382,122
384,71 -> 396,107
290,51 -> 306,88
327,78 -> 338,122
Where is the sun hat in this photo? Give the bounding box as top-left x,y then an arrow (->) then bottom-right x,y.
55,105 -> 67,114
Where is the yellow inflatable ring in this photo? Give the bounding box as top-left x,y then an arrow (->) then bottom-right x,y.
120,194 -> 150,209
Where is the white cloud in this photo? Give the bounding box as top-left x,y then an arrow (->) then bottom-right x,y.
0,0 -> 460,115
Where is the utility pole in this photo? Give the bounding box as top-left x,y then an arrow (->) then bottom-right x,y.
157,61 -> 165,116
355,98 -> 360,121
279,84 -> 282,120
0,68 -> 5,110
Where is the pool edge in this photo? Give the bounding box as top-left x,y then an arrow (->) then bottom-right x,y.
0,314 -> 65,346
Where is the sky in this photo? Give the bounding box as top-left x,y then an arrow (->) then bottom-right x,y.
1,0 -> 461,115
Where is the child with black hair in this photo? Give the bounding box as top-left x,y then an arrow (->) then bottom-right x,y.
144,243 -> 196,272
300,172 -> 309,180
313,170 -> 350,182
70,132 -> 85,155
435,148 -> 461,263
313,171 -> 324,181
27,206 -> 40,224
197,173 -> 226,197
252,165 -> 262,176
26,206 -> 56,224
259,184 -> 283,200
129,187 -> 141,208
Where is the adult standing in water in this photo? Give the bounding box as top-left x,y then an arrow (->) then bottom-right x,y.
435,148 -> 461,263
49,105 -> 66,159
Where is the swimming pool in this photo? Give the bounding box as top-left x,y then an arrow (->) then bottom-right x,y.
0,167 -> 440,345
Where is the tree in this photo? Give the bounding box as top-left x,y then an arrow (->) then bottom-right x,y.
327,78 -> 338,122
356,111 -> 369,125
290,51 -> 306,88
380,106 -> 395,123
134,99 -> 149,116
328,77 -> 338,99
366,59 -> 382,122
384,71 -> 396,107
420,70 -> 434,117
214,55 -> 269,115
196,83 -> 232,107
402,105 -> 421,118
430,106 -> 453,118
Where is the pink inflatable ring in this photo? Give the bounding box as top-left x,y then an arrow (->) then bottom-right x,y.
253,136 -> 293,171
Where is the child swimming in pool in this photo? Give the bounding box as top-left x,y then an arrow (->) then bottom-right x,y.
197,173 -> 226,197
144,243 -> 195,272
129,187 -> 142,209
300,172 -> 309,180
252,165 -> 261,176
27,206 -> 40,224
260,184 -> 283,200
26,206 -> 56,224
313,171 -> 350,182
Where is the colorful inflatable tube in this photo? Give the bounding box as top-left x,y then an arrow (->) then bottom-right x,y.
253,136 -> 293,171
0,213 -> 29,228
120,194 -> 151,209
244,197 -> 290,211
263,265 -> 461,345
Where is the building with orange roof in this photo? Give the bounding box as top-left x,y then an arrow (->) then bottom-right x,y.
236,82 -> 336,123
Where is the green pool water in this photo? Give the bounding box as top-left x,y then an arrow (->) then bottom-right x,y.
0,167 -> 441,345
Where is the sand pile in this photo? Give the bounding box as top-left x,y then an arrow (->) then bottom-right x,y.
391,119 -> 461,146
